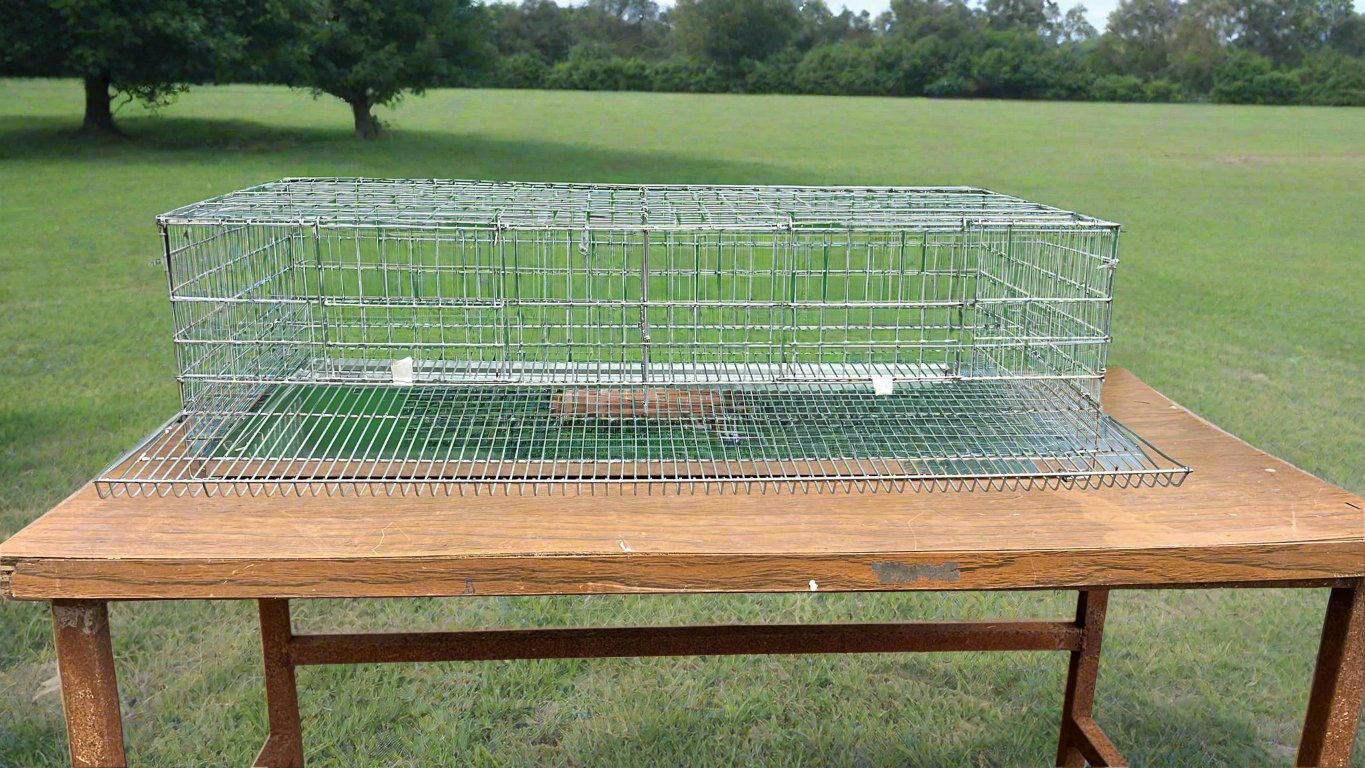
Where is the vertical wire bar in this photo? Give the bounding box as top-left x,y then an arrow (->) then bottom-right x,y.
639,226 -> 650,384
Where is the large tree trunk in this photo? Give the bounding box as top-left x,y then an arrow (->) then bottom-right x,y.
349,99 -> 380,139
81,73 -> 121,136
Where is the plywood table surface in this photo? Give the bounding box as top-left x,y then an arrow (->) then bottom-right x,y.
2,368 -> 1360,601
5,368 -> 1364,768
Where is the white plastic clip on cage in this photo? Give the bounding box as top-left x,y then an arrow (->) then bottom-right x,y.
97,179 -> 1190,497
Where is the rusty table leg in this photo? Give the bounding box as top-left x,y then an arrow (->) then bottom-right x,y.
1296,580 -> 1364,768
1056,589 -> 1125,767
51,600 -> 126,768
254,599 -> 305,768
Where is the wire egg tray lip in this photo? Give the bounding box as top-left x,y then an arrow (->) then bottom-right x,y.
94,377 -> 1190,499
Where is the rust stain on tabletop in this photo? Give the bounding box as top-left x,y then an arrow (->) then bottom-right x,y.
871,561 -> 961,584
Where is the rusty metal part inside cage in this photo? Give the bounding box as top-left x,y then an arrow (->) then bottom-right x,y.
96,179 -> 1190,497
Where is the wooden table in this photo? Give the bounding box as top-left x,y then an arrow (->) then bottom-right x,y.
2,369 -> 1362,767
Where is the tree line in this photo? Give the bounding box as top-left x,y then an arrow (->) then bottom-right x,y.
3,0 -> 1362,140
487,0 -> 1363,105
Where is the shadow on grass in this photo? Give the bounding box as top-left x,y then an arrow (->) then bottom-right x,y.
0,114 -> 802,186
0,115 -> 338,156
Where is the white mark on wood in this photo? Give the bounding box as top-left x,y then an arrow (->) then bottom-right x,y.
371,521 -> 396,555
1264,467 -> 1277,473
52,604 -> 100,635
618,539 -> 633,553
808,579 -> 819,592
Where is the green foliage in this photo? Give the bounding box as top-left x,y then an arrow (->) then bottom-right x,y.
543,45 -> 652,92
671,0 -> 803,70
1093,0 -> 1181,80
969,29 -> 1084,98
793,43 -> 885,95
299,0 -> 486,137
1210,49 -> 1302,103
492,52 -> 549,89
1089,73 -> 1183,101
1142,77 -> 1185,100
1092,73 -> 1149,100
0,0 -> 308,132
649,58 -> 727,93
1296,51 -> 1365,105
743,49 -> 803,93
4,0 -> 1365,135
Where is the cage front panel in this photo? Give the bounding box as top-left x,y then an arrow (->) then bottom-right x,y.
98,180 -> 1188,497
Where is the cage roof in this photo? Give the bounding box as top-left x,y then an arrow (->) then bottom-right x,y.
159,178 -> 1119,231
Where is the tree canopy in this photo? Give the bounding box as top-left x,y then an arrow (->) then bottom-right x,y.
2,0 -> 1362,139
0,0 -> 305,134
298,0 -> 487,138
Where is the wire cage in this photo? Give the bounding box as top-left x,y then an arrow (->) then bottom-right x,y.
96,178 -> 1190,497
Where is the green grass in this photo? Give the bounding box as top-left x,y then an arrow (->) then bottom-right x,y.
1,79 -> 1362,766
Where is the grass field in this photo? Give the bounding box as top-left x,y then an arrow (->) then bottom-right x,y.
1,79 -> 1362,766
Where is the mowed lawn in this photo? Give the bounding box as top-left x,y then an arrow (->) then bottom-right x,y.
1,79 -> 1361,766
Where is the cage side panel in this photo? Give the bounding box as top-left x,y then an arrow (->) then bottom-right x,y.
785,229 -> 972,378
310,226 -> 648,383
304,226 -> 992,385
165,222 -> 313,442
970,226 -> 1115,403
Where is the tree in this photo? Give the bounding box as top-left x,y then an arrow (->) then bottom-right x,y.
300,0 -> 486,138
0,0 -> 304,135
1057,5 -> 1099,43
488,1 -> 575,61
984,0 -> 1059,33
670,0 -> 803,69
575,0 -> 666,57
1224,0 -> 1351,66
1095,0 -> 1181,78
1165,0 -> 1233,90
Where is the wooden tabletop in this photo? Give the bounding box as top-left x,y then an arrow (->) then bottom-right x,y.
2,369 -> 1361,601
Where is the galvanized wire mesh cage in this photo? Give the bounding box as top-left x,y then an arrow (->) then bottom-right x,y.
97,179 -> 1189,497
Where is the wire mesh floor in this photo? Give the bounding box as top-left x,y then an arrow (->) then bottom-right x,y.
96,379 -> 1189,497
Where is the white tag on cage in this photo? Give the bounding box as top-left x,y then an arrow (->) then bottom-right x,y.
872,376 -> 895,396
391,357 -> 414,385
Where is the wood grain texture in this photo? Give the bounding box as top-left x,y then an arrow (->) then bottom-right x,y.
2,370 -> 1362,600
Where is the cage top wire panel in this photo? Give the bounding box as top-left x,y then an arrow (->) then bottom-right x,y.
160,178 -> 1120,230
95,179 -> 1189,498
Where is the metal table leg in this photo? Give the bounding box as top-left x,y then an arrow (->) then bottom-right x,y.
51,600 -> 126,768
1296,580 -> 1364,768
254,599 -> 305,768
1056,589 -> 1126,767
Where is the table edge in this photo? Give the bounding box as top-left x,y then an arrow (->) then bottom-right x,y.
5,539 -> 1362,601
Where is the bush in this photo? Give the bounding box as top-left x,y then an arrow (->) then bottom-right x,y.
743,49 -> 801,94
1090,74 -> 1146,102
924,74 -> 973,97
494,53 -> 548,89
649,58 -> 727,93
1210,51 -> 1301,104
1142,78 -> 1184,102
1296,52 -> 1365,105
874,36 -> 965,97
1248,71 -> 1301,104
793,43 -> 886,96
544,47 -> 652,92
967,31 -> 1084,99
